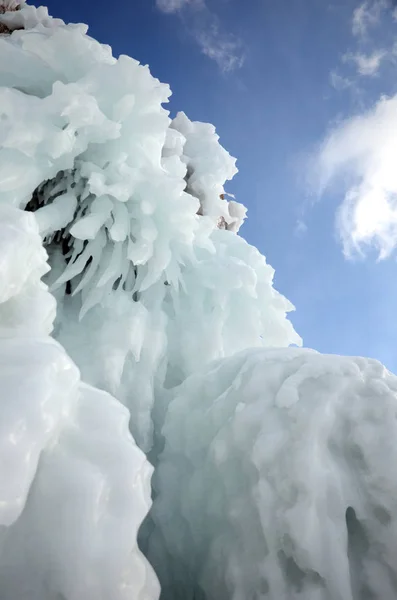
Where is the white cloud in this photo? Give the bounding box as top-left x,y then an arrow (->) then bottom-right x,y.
155,0 -> 200,13
343,49 -> 386,75
294,219 -> 308,237
329,70 -> 353,90
196,25 -> 244,72
352,0 -> 386,37
155,0 -> 244,72
316,95 -> 397,258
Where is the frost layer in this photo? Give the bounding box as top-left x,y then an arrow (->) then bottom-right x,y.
147,348 -> 397,600
0,3 -> 300,450
0,206 -> 159,599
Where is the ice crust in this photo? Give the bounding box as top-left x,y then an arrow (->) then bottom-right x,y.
2,4 -> 397,600
0,1 -> 300,450
147,347 -> 397,600
0,205 -> 159,599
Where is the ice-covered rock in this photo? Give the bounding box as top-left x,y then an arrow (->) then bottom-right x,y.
0,3 -> 300,449
0,204 -> 55,335
146,347 -> 397,600
7,5 -> 393,600
0,207 -> 159,599
52,226 -> 300,450
168,111 -> 247,232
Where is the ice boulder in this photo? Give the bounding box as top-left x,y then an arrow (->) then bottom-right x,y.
0,351 -> 159,600
146,347 -> 397,600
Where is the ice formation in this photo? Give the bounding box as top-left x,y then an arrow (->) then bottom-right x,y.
0,202 -> 158,598
2,2 -> 397,600
0,0 -> 300,450
147,348 -> 397,600
167,111 -> 247,231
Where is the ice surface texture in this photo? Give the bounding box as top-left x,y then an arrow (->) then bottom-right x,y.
5,4 -> 397,600
0,1 -> 300,449
147,347 -> 397,600
0,206 -> 159,598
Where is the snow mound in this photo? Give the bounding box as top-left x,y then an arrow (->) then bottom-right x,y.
147,347 -> 397,600
0,205 -> 159,599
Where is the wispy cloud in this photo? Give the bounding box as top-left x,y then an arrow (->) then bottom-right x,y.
155,0 -> 244,72
196,24 -> 244,72
316,95 -> 397,259
329,3 -> 391,91
343,49 -> 386,75
352,0 -> 386,37
155,0 -> 202,14
309,1 -> 397,261
294,219 -> 308,237
329,70 -> 353,90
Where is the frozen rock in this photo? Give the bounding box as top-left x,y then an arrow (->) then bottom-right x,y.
147,347 -> 397,600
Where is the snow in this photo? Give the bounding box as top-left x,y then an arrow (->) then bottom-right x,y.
146,347 -> 397,600
2,3 -> 397,600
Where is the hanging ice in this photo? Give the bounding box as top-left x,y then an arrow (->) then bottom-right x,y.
0,0 -> 301,451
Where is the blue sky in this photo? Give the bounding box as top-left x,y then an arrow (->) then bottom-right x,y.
45,0 -> 397,370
